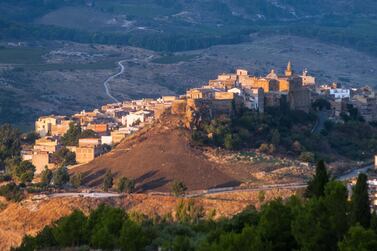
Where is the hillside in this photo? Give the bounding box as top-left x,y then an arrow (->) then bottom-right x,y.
2,35 -> 377,128
0,0 -> 377,54
0,188 -> 297,250
73,114 -> 239,192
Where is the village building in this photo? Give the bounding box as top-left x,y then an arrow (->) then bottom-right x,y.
32,151 -> 56,174
86,123 -> 109,136
35,115 -> 67,137
51,119 -> 72,136
243,88 -> 265,112
33,137 -> 61,154
301,69 -> 316,86
122,110 -> 153,127
111,130 -> 128,144
330,88 -> 351,99
74,138 -> 103,164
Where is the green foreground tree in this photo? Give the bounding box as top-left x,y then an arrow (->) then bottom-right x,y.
305,160 -> 330,198
351,173 -> 371,228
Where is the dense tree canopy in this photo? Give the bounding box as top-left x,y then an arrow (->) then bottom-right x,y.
15,170 -> 377,251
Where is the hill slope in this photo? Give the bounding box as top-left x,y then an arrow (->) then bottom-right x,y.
73,115 -> 239,192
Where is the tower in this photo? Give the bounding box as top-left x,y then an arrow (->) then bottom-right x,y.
285,61 -> 292,77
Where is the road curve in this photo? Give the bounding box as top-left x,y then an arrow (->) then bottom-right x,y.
103,60 -> 127,103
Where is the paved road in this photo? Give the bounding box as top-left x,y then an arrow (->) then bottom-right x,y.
42,164 -> 374,200
102,55 -> 154,103
312,110 -> 330,134
337,164 -> 374,181
103,60 -> 127,103
49,192 -> 123,199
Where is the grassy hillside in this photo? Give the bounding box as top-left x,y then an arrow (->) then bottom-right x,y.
0,0 -> 376,54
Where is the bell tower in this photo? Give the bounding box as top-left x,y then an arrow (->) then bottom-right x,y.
285,61 -> 292,77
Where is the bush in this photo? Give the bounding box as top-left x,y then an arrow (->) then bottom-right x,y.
0,182 -> 25,201
103,170 -> 113,192
299,152 -> 315,163
171,180 -> 187,197
70,173 -> 83,189
117,177 -> 135,193
52,167 -> 69,188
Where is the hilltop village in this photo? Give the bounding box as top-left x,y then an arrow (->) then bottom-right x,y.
22,62 -> 377,174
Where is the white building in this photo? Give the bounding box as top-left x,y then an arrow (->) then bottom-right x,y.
243,88 -> 264,113
301,69 -> 316,86
330,88 -> 351,99
101,136 -> 113,146
122,110 -> 151,127
228,87 -> 242,96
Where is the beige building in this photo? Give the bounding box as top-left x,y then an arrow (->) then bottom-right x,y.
111,130 -> 128,144
51,120 -> 72,136
75,138 -> 102,164
35,116 -> 60,137
34,137 -> 61,154
75,147 -> 102,164
186,88 -> 216,100
32,152 -> 56,174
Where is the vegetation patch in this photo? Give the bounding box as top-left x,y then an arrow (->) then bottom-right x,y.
152,54 -> 197,64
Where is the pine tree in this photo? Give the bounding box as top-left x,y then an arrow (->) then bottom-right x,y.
305,160 -> 329,198
41,166 -> 53,186
351,173 -> 371,228
103,170 -> 113,192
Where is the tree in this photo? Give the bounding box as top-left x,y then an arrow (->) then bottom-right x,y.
6,158 -> 35,183
0,124 -> 21,166
338,225 -> 377,251
351,173 -> 371,228
292,198 -> 333,251
0,182 -> 24,201
119,220 -> 149,251
52,210 -> 87,247
305,160 -> 329,198
175,199 -> 204,224
171,180 -> 187,197
80,129 -> 97,138
70,173 -> 83,188
16,161 -> 36,183
61,123 -> 81,146
103,170 -> 113,192
299,152 -> 315,163
52,147 -> 76,167
323,181 -> 350,241
40,166 -> 53,186
52,167 -> 70,188
271,129 -> 280,147
117,177 -> 135,193
256,199 -> 297,250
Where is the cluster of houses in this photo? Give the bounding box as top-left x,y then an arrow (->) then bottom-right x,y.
22,61 -> 377,174
22,97 -> 175,173
319,83 -> 377,122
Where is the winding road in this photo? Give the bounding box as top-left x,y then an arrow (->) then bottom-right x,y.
103,55 -> 154,103
103,60 -> 127,103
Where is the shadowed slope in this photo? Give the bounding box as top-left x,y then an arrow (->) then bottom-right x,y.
72,115 -> 239,192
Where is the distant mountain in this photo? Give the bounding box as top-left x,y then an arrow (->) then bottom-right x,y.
0,0 -> 376,54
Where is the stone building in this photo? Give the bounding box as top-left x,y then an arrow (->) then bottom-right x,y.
86,123 -> 109,135
32,152 -> 56,174
75,138 -> 102,164
35,115 -> 67,137
33,137 -> 61,154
